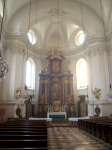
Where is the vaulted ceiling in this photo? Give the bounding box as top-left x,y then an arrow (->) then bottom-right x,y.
2,0 -> 112,56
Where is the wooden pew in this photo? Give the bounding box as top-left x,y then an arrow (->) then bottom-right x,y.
0,120 -> 48,150
109,126 -> 112,146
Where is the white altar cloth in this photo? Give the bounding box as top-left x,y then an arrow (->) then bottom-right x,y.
47,112 -> 67,119
29,118 -> 52,121
68,116 -> 90,121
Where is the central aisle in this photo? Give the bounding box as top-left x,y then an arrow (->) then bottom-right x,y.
48,127 -> 112,150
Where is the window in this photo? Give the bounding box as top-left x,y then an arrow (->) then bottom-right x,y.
27,29 -> 37,45
78,33 -> 85,45
75,31 -> 85,46
76,59 -> 87,90
26,58 -> 35,90
0,0 -> 3,17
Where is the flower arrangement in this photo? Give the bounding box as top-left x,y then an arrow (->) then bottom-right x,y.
92,88 -> 101,100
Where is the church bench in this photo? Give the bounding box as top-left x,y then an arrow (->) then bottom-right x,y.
0,135 -> 47,140
102,123 -> 112,143
0,126 -> 47,129
0,128 -> 47,132
0,131 -> 47,135
109,126 -> 112,146
0,140 -> 47,148
0,148 -> 48,150
92,119 -> 112,137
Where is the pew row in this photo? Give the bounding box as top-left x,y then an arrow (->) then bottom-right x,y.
0,120 -> 48,150
78,118 -> 112,146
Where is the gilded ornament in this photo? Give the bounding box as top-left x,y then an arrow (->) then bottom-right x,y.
39,80 -> 43,83
40,93 -> 45,104
92,88 -> 101,100
67,93 -> 74,105
14,87 -> 21,99
49,45 -> 61,59
52,77 -> 60,83
44,80 -> 49,84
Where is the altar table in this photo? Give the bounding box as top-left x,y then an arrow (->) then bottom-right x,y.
47,112 -> 67,119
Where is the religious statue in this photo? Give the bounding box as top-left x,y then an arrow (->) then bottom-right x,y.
40,93 -> 45,104
15,87 -> 21,99
92,88 -> 101,100
67,93 -> 73,105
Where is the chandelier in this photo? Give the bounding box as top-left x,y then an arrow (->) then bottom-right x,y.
0,0 -> 9,81
0,49 -> 9,81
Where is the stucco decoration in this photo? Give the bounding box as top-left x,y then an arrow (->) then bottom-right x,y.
44,7 -> 70,16
87,47 -> 105,57
2,44 -> 26,55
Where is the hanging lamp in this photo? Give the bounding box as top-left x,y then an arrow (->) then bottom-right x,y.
0,0 -> 10,81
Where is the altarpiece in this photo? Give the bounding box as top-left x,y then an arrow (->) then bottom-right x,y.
38,47 -> 75,118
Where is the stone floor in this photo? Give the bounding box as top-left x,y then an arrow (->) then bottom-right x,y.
48,127 -> 112,150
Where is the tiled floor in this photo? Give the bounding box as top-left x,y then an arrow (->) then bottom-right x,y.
48,127 -> 112,150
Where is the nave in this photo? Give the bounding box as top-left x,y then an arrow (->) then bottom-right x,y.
48,126 -> 112,150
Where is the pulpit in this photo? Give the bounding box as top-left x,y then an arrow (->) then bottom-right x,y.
38,48 -> 75,118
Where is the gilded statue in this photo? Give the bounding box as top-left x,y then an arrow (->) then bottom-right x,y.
15,87 -> 21,99
92,88 -> 101,100
40,93 -> 45,104
67,93 -> 73,104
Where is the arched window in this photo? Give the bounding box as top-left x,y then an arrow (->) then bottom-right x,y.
76,59 -> 87,90
0,0 -> 3,17
26,58 -> 35,90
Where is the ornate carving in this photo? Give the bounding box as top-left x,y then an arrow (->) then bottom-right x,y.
44,7 -> 70,16
52,77 -> 60,83
50,45 -> 61,59
40,93 -> 45,104
87,47 -> 105,57
67,93 -> 74,106
44,80 -> 49,84
39,80 -> 43,83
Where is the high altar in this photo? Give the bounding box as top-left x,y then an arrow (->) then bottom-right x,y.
38,46 -> 75,119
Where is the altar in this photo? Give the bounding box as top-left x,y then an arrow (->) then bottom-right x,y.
37,47 -> 75,118
47,112 -> 66,119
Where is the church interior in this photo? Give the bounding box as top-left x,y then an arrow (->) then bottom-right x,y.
0,0 -> 112,149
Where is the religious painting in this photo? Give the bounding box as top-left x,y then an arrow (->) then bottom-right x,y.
95,105 -> 101,115
53,61 -> 59,72
51,83 -> 61,104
